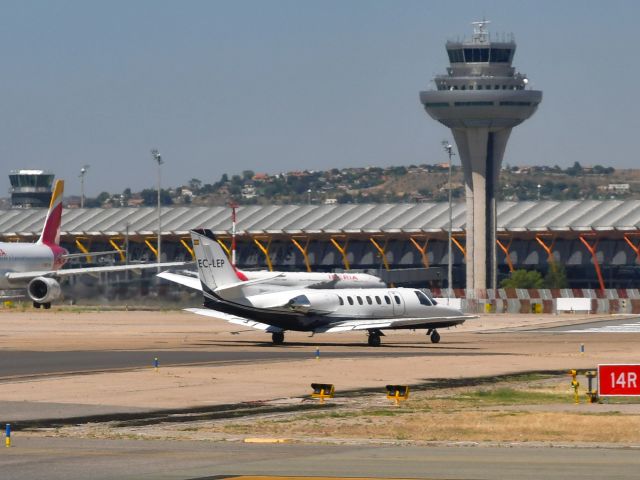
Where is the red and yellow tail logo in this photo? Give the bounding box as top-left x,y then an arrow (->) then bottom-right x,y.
38,179 -> 64,246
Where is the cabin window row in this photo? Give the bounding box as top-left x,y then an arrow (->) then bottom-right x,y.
338,295 -> 401,306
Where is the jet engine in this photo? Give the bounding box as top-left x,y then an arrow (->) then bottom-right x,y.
286,292 -> 340,314
27,277 -> 62,306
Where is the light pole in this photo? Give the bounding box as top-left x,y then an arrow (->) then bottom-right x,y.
537,183 -> 542,201
307,189 -> 312,205
442,140 -> 456,300
79,165 -> 89,208
151,149 -> 163,265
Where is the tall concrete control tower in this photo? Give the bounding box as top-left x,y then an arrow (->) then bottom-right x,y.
420,21 -> 542,293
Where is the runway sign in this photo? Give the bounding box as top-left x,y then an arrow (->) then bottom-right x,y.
598,364 -> 640,396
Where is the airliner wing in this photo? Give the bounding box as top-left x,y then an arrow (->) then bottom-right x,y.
184,307 -> 283,332
6,261 -> 190,282
315,315 -> 476,333
62,250 -> 119,260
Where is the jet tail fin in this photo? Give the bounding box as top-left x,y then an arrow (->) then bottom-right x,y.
38,179 -> 64,246
190,229 -> 245,297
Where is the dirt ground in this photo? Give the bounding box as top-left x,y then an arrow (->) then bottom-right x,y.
1,308 -> 639,445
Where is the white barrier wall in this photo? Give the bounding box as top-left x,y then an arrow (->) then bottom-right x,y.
556,297 -> 591,312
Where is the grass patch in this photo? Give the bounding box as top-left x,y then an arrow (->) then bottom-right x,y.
458,387 -> 568,405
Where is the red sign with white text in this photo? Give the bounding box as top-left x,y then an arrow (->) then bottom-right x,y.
598,364 -> 640,396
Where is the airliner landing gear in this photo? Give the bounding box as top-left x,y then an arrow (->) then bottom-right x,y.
428,329 -> 441,344
367,330 -> 383,347
272,331 -> 285,345
33,302 -> 41,309
43,302 -> 51,310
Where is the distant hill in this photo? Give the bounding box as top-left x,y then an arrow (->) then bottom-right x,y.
12,162 -> 634,209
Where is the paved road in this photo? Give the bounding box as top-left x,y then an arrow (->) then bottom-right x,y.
2,437 -> 639,480
0,348 -> 500,379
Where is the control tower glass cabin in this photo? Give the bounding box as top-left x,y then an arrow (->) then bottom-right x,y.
419,21 -> 542,293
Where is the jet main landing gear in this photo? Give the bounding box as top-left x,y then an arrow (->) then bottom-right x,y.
367,330 -> 383,347
271,331 -> 285,345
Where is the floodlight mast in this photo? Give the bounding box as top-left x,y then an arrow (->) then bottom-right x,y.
79,165 -> 90,208
151,149 -> 164,265
442,141 -> 455,300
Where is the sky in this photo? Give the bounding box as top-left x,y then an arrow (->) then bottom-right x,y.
1,0 -> 638,196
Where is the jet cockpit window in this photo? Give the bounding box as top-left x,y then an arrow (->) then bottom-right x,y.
415,290 -> 433,306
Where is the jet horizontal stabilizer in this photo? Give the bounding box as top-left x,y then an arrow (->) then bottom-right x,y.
184,308 -> 283,332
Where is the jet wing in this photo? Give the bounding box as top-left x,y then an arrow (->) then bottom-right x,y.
157,271 -> 202,290
315,315 -> 476,333
5,261 -> 190,282
184,307 -> 283,332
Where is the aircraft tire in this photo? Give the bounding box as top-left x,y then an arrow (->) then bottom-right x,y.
33,302 -> 41,309
272,332 -> 285,345
430,330 -> 441,344
43,303 -> 52,310
368,333 -> 381,347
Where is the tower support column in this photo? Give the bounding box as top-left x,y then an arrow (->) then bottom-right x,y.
452,128 -> 512,295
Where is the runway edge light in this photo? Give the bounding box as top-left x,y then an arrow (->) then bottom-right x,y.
568,370 -> 580,404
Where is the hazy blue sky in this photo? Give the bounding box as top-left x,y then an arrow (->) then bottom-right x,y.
1,0 -> 638,196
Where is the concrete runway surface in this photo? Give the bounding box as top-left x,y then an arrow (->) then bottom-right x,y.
3,437 -> 640,480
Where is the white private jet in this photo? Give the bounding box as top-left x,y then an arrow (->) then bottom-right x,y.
0,179 -> 187,308
181,229 -> 474,346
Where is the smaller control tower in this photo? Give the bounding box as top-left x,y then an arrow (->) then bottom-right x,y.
420,21 -> 542,293
9,169 -> 55,208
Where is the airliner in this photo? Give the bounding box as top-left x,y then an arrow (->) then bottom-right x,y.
0,180 -> 186,308
182,229 -> 473,346
159,267 -> 386,293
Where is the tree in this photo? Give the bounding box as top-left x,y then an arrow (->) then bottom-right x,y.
544,262 -> 568,288
140,189 -> 173,206
188,178 -> 202,192
565,161 -> 583,176
500,269 -> 544,289
242,170 -> 255,180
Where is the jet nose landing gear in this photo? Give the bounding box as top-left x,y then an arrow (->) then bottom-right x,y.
427,329 -> 441,344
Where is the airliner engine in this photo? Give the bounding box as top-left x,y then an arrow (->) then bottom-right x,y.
27,277 -> 62,308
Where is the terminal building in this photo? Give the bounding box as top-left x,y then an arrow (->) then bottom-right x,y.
1,202 -> 640,290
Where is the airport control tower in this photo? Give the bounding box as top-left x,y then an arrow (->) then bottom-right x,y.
420,21 -> 542,294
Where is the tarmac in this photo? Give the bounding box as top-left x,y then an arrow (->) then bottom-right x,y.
1,309 -> 639,422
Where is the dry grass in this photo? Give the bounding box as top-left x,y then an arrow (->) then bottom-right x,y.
42,376 -> 640,445
205,382 -> 640,443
